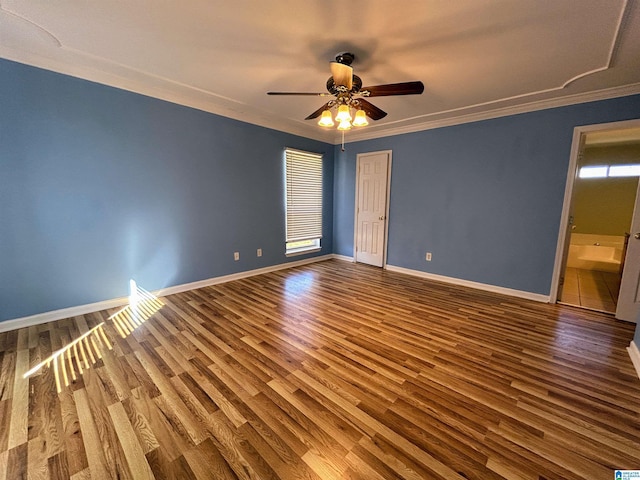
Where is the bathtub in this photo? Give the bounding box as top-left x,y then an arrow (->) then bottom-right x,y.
566,233 -> 626,273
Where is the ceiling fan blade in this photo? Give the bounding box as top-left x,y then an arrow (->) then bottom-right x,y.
357,99 -> 387,120
330,62 -> 353,90
305,102 -> 332,120
267,92 -> 331,96
361,81 -> 424,97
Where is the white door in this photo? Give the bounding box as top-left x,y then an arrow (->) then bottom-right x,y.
616,179 -> 640,323
354,151 -> 391,267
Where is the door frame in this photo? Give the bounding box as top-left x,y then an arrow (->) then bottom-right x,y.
353,150 -> 393,267
550,118 -> 640,303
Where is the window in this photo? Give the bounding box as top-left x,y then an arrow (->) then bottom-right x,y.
579,166 -> 608,178
579,164 -> 640,178
285,148 -> 323,255
608,164 -> 640,177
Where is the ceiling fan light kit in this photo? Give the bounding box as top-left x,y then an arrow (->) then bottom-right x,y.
337,120 -> 352,131
318,109 -> 335,127
335,104 -> 352,123
352,109 -> 369,127
267,52 -> 424,133
320,100 -> 370,130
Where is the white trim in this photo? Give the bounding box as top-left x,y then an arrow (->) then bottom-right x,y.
549,127 -> 583,303
353,150 -> 392,267
3,39 -> 639,147
285,247 -> 321,257
0,254 -> 337,333
332,254 -> 354,262
628,340 -> 640,380
383,152 -> 393,267
0,297 -> 131,333
153,254 -> 334,297
341,83 -> 640,144
385,264 -> 550,303
0,48 -> 335,145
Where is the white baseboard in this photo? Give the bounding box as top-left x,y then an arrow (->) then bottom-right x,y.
0,297 -> 132,333
0,254 -> 339,333
153,254 -> 336,297
332,254 -> 354,262
385,264 -> 550,303
628,341 -> 640,381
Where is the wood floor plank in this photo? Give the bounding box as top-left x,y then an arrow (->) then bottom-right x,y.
182,437 -> 239,480
491,419 -> 612,479
108,401 -> 155,479
186,360 -> 248,429
133,347 -> 209,446
515,393 -> 640,456
26,437 -> 49,480
48,450 -> 70,480
0,451 -> 7,480
73,387 -> 112,480
5,444 -> 27,480
0,350 -> 15,403
1,259 -> 639,479
0,400 -> 9,454
301,449 -> 344,480
356,434 -> 439,480
7,346 -> 29,450
125,386 -> 189,463
259,385 -> 355,476
204,409 -> 270,480
291,369 -> 464,478
70,467 -> 92,480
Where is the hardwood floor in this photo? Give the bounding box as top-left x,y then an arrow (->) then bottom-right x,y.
1,259 -> 639,479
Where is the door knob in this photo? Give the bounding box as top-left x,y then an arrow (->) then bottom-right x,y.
635,233 -> 640,239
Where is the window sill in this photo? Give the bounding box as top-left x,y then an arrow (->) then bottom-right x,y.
285,247 -> 322,257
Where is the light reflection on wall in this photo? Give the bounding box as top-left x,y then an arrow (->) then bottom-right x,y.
23,279 -> 163,392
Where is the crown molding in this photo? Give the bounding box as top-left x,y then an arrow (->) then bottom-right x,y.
340,82 -> 640,144
2,47 -> 639,147
0,47 -> 335,144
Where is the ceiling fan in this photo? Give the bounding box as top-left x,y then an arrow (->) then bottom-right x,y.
267,52 -> 424,130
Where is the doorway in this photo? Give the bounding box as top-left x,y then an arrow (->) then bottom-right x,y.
553,120 -> 640,321
353,150 -> 391,267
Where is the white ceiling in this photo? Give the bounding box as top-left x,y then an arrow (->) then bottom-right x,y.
1,0 -> 640,144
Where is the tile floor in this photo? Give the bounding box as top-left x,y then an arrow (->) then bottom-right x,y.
559,267 -> 621,313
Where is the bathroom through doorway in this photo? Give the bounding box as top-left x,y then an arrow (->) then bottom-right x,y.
557,123 -> 640,315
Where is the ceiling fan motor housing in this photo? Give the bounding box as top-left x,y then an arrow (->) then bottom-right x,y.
326,74 -> 362,95
335,52 -> 355,65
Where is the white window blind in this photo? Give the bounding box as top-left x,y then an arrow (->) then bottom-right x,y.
285,148 -> 323,243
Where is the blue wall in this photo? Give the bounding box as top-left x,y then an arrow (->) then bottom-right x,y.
3,55 -> 640,323
334,96 -> 640,295
0,59 -> 333,322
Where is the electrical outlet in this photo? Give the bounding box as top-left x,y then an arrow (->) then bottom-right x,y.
257,248 -> 262,257
234,252 -> 240,261
426,252 -> 432,261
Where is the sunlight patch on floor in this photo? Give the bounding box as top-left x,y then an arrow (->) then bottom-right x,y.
23,280 -> 163,392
